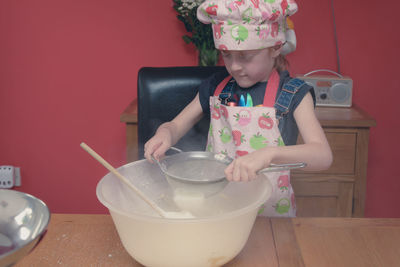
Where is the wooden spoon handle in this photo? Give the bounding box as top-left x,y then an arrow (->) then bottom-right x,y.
80,142 -> 165,217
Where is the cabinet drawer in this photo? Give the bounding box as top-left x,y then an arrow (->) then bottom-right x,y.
297,131 -> 357,175
296,197 -> 338,217
325,131 -> 357,174
293,181 -> 354,217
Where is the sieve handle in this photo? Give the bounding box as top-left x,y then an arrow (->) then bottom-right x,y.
259,162 -> 306,173
151,154 -> 166,172
80,142 -> 166,218
150,147 -> 182,163
169,147 -> 183,153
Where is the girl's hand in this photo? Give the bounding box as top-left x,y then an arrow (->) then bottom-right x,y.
144,127 -> 173,162
224,149 -> 274,182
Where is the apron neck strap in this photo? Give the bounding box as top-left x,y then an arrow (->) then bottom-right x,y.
214,75 -> 232,96
214,70 -> 280,107
263,70 -> 280,107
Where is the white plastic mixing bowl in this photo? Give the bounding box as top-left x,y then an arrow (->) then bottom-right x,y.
96,159 -> 271,267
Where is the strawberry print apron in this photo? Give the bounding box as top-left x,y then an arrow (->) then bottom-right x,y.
207,70 -> 296,217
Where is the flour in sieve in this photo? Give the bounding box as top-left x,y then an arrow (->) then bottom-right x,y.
166,159 -> 226,181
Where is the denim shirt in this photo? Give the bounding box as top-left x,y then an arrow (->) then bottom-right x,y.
198,69 -> 315,146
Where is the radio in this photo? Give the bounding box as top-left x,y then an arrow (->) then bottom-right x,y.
297,70 -> 353,107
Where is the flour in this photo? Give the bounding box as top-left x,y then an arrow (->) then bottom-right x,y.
162,210 -> 195,219
172,189 -> 205,211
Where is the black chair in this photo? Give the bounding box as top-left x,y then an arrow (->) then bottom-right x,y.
137,66 -> 226,159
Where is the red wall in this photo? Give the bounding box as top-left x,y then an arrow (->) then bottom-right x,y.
1,0 -> 399,217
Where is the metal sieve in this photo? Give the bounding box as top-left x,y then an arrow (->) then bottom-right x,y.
153,148 -> 306,197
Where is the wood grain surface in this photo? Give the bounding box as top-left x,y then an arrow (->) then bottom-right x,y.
14,215 -> 400,267
291,218 -> 400,267
14,214 -> 277,267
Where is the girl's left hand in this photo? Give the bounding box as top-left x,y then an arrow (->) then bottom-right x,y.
224,149 -> 273,182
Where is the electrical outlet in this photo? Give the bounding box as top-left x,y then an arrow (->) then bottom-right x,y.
0,166 -> 21,188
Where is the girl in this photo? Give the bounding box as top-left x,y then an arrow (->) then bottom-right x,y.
144,0 -> 332,217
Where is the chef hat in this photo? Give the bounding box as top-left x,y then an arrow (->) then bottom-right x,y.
197,0 -> 298,51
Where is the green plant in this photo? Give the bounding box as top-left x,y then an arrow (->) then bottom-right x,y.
173,0 -> 219,66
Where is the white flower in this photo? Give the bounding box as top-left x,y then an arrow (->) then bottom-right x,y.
180,0 -> 204,6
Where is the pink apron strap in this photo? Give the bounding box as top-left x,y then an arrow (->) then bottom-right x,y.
263,70 -> 280,107
214,75 -> 232,96
214,70 -> 280,107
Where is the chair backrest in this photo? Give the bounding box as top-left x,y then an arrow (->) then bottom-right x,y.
137,66 -> 226,159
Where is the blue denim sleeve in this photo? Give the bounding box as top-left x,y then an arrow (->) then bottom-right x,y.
292,82 -> 316,111
277,73 -> 316,146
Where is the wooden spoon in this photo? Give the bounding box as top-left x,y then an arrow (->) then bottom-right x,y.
80,142 -> 194,219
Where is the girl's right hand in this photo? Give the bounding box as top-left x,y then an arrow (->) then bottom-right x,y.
144,93 -> 204,163
224,148 -> 273,182
143,127 -> 173,162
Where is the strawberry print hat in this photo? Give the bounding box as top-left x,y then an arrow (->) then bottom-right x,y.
197,0 -> 298,51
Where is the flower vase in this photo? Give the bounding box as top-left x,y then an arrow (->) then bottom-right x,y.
197,47 -> 219,66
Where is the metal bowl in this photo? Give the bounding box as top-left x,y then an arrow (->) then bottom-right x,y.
0,189 -> 50,267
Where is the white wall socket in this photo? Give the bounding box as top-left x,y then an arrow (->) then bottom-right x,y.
0,166 -> 21,188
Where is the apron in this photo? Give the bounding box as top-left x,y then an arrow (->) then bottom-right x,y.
206,70 -> 296,217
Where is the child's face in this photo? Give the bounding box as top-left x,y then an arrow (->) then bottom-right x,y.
221,48 -> 279,88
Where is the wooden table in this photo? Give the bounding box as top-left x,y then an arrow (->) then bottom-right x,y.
15,214 -> 400,267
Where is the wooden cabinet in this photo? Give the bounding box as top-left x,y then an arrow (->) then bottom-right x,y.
120,102 -> 375,217
293,106 -> 376,217
120,99 -> 139,163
